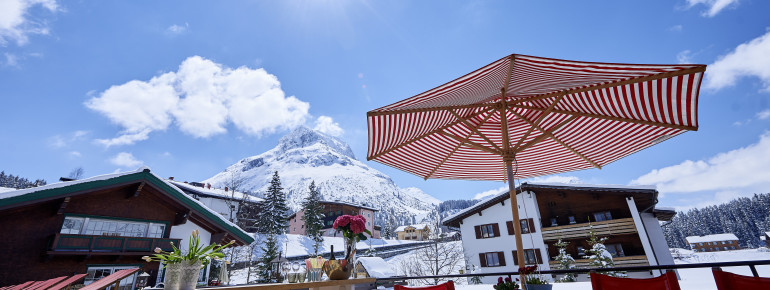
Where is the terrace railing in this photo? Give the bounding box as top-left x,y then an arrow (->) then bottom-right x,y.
49,233 -> 180,255
541,218 -> 637,241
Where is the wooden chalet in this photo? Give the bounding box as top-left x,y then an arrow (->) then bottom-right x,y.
0,167 -> 254,289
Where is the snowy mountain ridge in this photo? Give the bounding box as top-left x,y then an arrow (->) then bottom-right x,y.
203,126 -> 441,226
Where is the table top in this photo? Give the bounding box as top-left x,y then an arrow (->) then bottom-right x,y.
207,278 -> 377,290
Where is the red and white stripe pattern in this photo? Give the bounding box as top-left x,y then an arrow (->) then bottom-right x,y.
367,54 -> 706,181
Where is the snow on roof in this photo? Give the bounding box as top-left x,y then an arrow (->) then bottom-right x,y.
169,180 -> 262,203
523,182 -> 657,191
0,187 -> 17,194
686,234 -> 739,244
0,167 -> 151,200
394,224 -> 429,232
356,257 -> 396,278
0,167 -> 253,244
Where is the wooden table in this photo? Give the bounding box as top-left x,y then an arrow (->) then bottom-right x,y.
209,278 -> 377,290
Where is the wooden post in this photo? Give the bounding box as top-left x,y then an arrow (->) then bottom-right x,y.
506,161 -> 527,284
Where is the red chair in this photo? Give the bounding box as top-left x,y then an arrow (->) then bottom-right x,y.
713,267 -> 770,290
394,280 -> 455,290
590,270 -> 680,290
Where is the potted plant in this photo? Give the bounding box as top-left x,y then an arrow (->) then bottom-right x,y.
520,265 -> 552,290
323,215 -> 371,280
143,230 -> 233,290
493,276 -> 519,290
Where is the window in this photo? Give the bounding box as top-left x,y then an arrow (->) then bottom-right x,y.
520,220 -> 531,234
700,248 -> 706,252
61,216 -> 166,238
85,266 -> 138,290
480,224 -> 496,238
550,218 -> 557,227
593,211 -> 612,222
698,243 -> 703,246
61,216 -> 85,234
723,247 -> 728,250
513,249 -> 542,265
568,216 -> 576,224
577,246 -> 585,256
479,252 -> 505,267
606,244 -> 625,257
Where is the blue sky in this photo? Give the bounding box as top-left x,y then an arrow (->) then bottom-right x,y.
2,0 -> 770,210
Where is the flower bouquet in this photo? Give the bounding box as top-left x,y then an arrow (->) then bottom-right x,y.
520,265 -> 552,290
493,276 -> 519,290
323,215 -> 371,280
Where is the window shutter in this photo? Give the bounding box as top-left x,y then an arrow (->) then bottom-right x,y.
512,250 -> 519,266
479,253 -> 487,267
492,223 -> 500,237
506,221 -> 514,235
498,252 -> 506,266
535,249 -> 543,264
475,226 -> 482,239
528,218 -> 536,233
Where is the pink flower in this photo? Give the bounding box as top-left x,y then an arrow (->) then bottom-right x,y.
505,277 -> 511,283
349,215 -> 366,234
333,215 -> 352,229
498,277 -> 503,284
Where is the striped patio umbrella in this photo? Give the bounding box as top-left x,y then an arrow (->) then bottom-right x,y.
366,54 -> 706,279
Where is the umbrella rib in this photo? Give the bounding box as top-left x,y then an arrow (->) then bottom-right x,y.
508,65 -> 706,106
448,109 -> 502,152
367,107 -> 494,161
510,110 -> 601,169
511,104 -> 697,131
425,109 -> 498,180
367,103 -> 494,117
514,115 -> 578,153
511,94 -> 566,151
438,131 -> 502,155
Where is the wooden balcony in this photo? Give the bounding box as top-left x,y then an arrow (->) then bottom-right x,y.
541,218 -> 637,241
549,255 -> 650,268
49,233 -> 180,255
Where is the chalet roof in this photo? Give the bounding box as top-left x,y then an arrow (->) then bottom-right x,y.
356,257 -> 396,278
442,182 -> 662,228
395,224 -> 429,232
287,200 -> 378,219
169,180 -> 263,204
0,167 -> 254,245
686,233 -> 739,244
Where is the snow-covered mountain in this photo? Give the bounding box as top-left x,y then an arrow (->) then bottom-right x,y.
203,126 -> 441,227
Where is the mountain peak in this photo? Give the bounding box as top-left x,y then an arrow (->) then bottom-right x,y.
278,126 -> 356,159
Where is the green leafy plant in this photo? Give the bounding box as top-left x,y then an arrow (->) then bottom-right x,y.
142,230 -> 234,268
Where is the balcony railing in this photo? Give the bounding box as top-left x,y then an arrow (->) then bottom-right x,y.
541,218 -> 637,241
49,233 -> 180,255
549,255 -> 649,268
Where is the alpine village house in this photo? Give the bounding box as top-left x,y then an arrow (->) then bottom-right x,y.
0,168 -> 254,289
442,183 -> 676,283
287,200 -> 380,238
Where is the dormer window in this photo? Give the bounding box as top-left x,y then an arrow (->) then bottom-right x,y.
550,218 -> 558,227
568,216 -> 576,224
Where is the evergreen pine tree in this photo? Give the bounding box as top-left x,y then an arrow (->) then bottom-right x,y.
585,223 -> 625,277
553,238 -> 576,282
257,171 -> 290,235
301,181 -> 325,255
256,234 -> 280,283
383,214 -> 395,239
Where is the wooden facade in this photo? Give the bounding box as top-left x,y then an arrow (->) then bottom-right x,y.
0,169 -> 253,288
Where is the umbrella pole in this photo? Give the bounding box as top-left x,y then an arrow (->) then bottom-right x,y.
506,160 -> 528,284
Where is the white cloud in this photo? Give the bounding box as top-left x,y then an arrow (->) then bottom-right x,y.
68,151 -> 81,158
527,175 -> 583,184
110,152 -> 143,168
473,186 -> 507,200
677,50 -> 693,64
314,116 -> 344,136
669,25 -> 683,32
685,0 -> 738,17
704,30 -> 770,92
167,23 -> 188,35
86,56 -> 310,146
49,130 -> 90,148
756,109 -> 770,120
631,131 -> 770,194
0,0 -> 57,46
